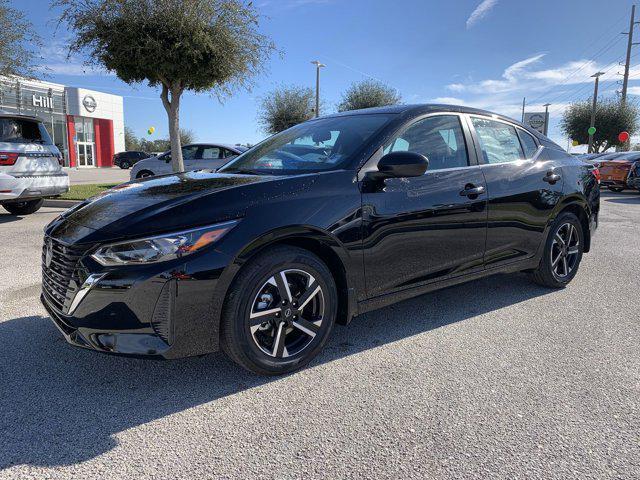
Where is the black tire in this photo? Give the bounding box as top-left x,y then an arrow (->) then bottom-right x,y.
220,246 -> 337,375
531,212 -> 584,289
2,198 -> 44,215
120,161 -> 131,169
136,170 -> 154,179
607,186 -> 624,192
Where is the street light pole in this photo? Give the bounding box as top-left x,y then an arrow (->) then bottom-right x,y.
310,61 -> 326,118
588,72 -> 605,154
543,103 -> 551,136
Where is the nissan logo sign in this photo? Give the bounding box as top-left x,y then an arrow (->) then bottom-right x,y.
82,95 -> 97,113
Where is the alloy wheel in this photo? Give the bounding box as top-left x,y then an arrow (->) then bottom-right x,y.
550,222 -> 580,278
249,269 -> 325,358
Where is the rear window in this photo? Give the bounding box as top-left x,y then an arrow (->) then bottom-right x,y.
0,117 -> 53,145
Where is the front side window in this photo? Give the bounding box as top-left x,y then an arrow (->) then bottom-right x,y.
384,115 -> 469,171
220,114 -> 393,174
472,117 -> 524,164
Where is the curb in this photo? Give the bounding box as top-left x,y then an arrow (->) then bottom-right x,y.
44,199 -> 82,208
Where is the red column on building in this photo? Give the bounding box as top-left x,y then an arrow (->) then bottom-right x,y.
93,118 -> 115,167
66,115 -> 76,167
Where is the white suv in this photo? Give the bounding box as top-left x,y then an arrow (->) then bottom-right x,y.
0,113 -> 69,215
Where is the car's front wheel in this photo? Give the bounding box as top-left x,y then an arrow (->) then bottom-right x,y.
2,198 -> 44,215
220,246 -> 337,375
531,212 -> 584,288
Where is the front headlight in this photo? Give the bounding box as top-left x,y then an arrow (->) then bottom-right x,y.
91,220 -> 238,266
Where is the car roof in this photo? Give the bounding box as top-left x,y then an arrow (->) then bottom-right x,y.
320,103 -> 559,148
0,110 -> 43,122
183,143 -> 243,153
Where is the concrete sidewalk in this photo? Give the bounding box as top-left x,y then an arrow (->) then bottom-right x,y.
63,167 -> 130,185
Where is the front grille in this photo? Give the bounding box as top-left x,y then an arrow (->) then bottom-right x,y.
42,237 -> 89,312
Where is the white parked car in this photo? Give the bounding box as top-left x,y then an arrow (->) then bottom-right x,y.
0,113 -> 69,215
130,143 -> 248,180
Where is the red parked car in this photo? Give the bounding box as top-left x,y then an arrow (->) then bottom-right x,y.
597,151 -> 640,192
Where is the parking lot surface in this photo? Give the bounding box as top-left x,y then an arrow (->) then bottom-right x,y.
0,191 -> 638,479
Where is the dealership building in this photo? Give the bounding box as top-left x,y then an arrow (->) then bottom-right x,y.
0,77 -> 125,167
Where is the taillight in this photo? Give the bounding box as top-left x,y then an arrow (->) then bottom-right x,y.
0,152 -> 19,166
592,167 -> 601,184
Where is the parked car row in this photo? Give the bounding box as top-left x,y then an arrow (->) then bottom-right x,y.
129,143 -> 248,180
576,151 -> 640,193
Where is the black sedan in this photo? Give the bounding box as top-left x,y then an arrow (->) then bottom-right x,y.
41,105 -> 599,375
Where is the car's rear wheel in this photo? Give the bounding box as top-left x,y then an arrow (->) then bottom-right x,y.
220,246 -> 337,375
120,160 -> 131,169
531,212 -> 584,288
136,170 -> 153,179
2,198 -> 44,215
607,186 -> 624,192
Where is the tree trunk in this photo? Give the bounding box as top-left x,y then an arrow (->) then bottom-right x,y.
160,83 -> 184,173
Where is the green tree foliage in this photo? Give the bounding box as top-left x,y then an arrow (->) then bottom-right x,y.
258,85 -> 315,134
560,98 -> 639,153
337,79 -> 401,112
56,0 -> 274,172
124,127 -> 196,153
0,0 -> 40,78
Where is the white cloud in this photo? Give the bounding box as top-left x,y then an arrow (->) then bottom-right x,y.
37,38 -> 111,77
430,97 -> 465,105
466,0 -> 498,29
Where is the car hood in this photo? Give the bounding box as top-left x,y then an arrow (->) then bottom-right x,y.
47,170 -> 317,244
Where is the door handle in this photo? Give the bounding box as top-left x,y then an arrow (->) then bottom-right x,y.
460,184 -> 486,197
543,171 -> 561,184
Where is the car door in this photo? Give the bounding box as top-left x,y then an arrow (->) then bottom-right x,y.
181,145 -> 205,171
361,113 -> 488,298
188,145 -> 225,171
468,115 -> 564,268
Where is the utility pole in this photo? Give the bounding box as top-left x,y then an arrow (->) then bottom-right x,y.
521,97 -> 526,122
543,103 -> 551,136
621,4 -> 638,106
620,4 -> 638,150
310,60 -> 326,117
588,72 -> 605,154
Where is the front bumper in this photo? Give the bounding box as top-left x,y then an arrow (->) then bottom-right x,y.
0,172 -> 69,201
40,242 -> 233,359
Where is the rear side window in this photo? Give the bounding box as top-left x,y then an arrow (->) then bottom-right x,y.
384,115 -> 469,171
200,146 -> 221,160
518,130 -> 539,159
471,117 -> 524,164
0,118 -> 53,145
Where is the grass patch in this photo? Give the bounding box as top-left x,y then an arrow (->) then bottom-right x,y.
59,183 -> 119,201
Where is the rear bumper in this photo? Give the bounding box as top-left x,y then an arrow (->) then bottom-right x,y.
0,172 -> 69,201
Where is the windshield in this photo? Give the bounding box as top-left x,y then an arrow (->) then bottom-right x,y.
0,117 -> 53,144
220,114 -> 393,174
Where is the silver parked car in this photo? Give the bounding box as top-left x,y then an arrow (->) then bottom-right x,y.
0,112 -> 69,215
130,143 -> 248,180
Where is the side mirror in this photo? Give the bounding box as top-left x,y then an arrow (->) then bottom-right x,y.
368,151 -> 429,180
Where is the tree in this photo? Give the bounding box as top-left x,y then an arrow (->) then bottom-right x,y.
124,126 -> 140,151
56,0 -> 274,172
337,79 -> 401,112
0,0 -> 40,78
560,98 -> 639,153
179,128 -> 196,145
258,85 -> 315,134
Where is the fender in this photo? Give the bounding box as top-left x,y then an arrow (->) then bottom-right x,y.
207,225 -> 361,351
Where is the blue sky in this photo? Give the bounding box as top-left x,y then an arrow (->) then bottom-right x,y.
16,0 -> 640,149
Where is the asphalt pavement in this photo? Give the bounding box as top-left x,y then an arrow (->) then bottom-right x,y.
0,191 -> 638,479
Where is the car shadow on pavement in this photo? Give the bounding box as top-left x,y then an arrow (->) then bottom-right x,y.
599,190 -> 639,204
0,273 -> 552,470
0,213 -> 23,224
